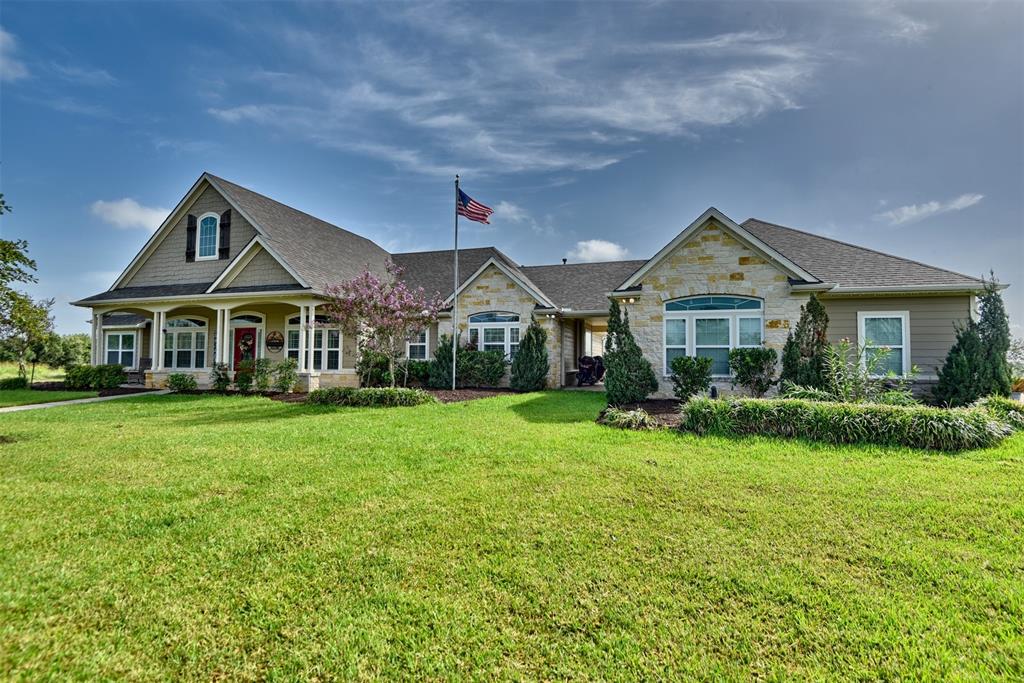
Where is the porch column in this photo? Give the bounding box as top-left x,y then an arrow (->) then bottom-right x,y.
213,309 -> 224,365
306,303 -> 317,374
297,305 -> 308,373
91,312 -> 101,365
153,311 -> 165,371
221,307 -> 233,369
149,313 -> 158,366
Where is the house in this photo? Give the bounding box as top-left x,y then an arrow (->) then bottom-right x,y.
73,172 -> 996,396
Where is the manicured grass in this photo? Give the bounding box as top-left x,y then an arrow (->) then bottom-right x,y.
0,389 -> 99,408
1,392 -> 1021,679
0,361 -> 64,383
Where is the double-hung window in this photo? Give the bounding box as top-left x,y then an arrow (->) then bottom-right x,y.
662,296 -> 764,376
105,332 -> 136,368
468,312 -> 520,359
163,318 -> 207,369
197,213 -> 219,260
858,311 -> 909,377
407,329 -> 429,360
286,315 -> 342,371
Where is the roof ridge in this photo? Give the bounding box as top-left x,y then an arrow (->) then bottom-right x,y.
743,217 -> 984,284
392,246 -> 499,257
522,259 -> 648,269
207,172 -> 388,253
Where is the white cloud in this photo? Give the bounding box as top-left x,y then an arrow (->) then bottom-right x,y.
50,62 -> 117,86
90,198 -> 169,231
567,239 -> 630,263
0,27 -> 29,82
866,4 -> 931,43
875,193 -> 984,226
493,201 -> 530,224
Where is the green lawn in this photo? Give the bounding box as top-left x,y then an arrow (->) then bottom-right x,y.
0,389 -> 99,408
1,392 -> 1021,679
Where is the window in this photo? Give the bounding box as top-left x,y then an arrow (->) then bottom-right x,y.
407,329 -> 429,360
858,312 -> 909,377
163,318 -> 207,369
105,332 -> 136,368
198,214 -> 218,259
286,315 -> 342,371
468,312 -> 520,359
662,296 -> 763,376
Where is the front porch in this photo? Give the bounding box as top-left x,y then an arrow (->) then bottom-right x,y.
87,295 -> 359,391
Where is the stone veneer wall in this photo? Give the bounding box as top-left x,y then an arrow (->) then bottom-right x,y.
626,220 -> 808,398
437,263 -> 561,388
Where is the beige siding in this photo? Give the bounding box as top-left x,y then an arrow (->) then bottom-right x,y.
224,247 -> 298,289
125,185 -> 258,287
822,295 -> 970,377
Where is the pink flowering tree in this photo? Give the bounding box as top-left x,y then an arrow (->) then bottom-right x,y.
322,263 -> 444,387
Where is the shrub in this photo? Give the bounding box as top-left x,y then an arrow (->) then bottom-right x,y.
307,386 -> 437,407
778,380 -> 833,402
604,299 -> 658,406
253,358 -> 274,392
427,335 -> 455,388
822,339 -> 916,403
0,376 -> 29,390
166,373 -> 198,392
234,361 -> 254,393
273,358 -> 299,393
428,336 -> 508,388
973,396 -> 1024,431
728,347 -> 778,398
510,320 -> 549,392
401,360 -> 431,387
93,364 -> 125,390
597,406 -> 660,431
357,349 -> 392,387
780,294 -> 829,389
210,363 -> 232,392
875,389 -> 919,406
669,355 -> 712,401
679,397 -> 1012,452
64,364 -> 94,390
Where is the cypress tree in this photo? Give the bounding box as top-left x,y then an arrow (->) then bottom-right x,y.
933,321 -> 986,406
603,299 -> 658,406
510,319 -> 549,391
977,274 -> 1012,397
779,294 -> 830,388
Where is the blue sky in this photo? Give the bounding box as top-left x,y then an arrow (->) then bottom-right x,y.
1,1 -> 1021,335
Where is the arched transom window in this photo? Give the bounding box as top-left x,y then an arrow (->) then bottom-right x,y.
468,312 -> 520,358
663,296 -> 763,376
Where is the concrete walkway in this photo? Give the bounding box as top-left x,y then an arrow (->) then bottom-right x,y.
0,390 -> 170,414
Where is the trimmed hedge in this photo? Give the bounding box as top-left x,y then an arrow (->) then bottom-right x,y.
0,376 -> 29,390
307,387 -> 437,408
597,406 -> 659,431
65,364 -> 125,390
679,397 -> 1013,452
973,396 -> 1024,431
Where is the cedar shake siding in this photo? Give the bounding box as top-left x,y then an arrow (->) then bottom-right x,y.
125,186 -> 257,287
220,247 -> 299,289
821,295 -> 972,378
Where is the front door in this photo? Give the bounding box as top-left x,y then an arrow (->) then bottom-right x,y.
233,328 -> 257,369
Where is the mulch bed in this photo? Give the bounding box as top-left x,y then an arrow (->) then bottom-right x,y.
30,382 -> 159,397
617,399 -> 683,428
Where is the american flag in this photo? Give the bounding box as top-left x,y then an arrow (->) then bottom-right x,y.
457,189 -> 494,224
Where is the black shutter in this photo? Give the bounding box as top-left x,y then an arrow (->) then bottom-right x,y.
219,209 -> 231,260
185,214 -> 197,262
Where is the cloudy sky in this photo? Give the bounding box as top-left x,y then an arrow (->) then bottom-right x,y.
1,1 -> 1021,334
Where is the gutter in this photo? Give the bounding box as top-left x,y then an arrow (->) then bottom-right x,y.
71,288 -> 319,307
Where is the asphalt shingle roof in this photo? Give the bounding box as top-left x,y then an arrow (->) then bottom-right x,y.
209,174 -> 392,292
521,261 -> 648,311
742,218 -> 985,289
392,247 -> 523,300
78,282 -> 307,303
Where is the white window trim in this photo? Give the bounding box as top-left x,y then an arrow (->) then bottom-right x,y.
468,312 -> 521,359
163,316 -> 209,371
286,315 -> 344,373
857,311 -> 911,378
662,298 -> 764,377
104,330 -> 138,369
196,212 -> 220,261
406,328 -> 430,361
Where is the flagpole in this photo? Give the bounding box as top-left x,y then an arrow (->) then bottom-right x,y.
452,174 -> 460,391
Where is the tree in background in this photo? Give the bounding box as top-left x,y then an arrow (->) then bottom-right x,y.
1,294 -> 54,377
510,319 -> 549,391
780,294 -> 830,389
603,299 -> 657,406
323,263 -> 442,388
934,275 -> 1011,406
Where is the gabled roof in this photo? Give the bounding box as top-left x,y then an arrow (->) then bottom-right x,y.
741,218 -> 986,290
207,174 -> 391,291
521,261 -> 648,311
391,247 -> 521,300
616,207 -> 820,290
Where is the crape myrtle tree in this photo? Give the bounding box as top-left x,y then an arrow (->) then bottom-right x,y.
603,298 -> 657,406
780,293 -> 829,389
323,263 -> 443,388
